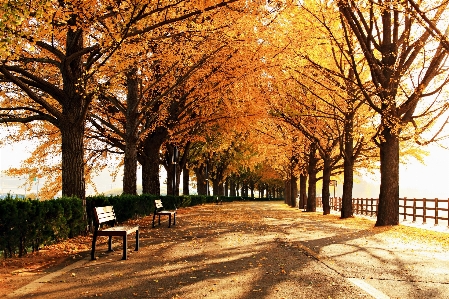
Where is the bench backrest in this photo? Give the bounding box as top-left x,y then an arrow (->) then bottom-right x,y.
154,199 -> 164,212
94,206 -> 116,225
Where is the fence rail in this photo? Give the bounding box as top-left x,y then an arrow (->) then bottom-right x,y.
314,197 -> 449,226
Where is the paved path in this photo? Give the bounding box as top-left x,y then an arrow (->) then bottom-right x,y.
6,201 -> 449,298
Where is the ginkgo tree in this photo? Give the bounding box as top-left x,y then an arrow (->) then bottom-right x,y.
336,0 -> 449,226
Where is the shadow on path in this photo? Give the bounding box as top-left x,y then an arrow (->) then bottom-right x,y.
7,201 -> 449,299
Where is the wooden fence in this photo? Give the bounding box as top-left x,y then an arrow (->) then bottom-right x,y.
314,197 -> 449,226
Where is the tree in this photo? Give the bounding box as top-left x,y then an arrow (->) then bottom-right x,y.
337,0 -> 449,225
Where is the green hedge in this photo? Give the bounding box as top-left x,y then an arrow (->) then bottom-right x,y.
0,194 -> 279,259
0,196 -> 84,258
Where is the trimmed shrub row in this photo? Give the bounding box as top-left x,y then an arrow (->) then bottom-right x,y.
0,194 -> 280,259
0,196 -> 84,258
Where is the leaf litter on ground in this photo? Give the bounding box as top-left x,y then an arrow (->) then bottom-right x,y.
1,201 -> 448,298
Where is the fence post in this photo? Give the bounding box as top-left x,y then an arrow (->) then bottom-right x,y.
365,198 -> 368,215
435,198 -> 438,226
370,198 -> 374,217
357,198 -> 363,215
376,198 -> 379,217
412,198 -> 416,223
360,198 -> 363,215
358,198 -> 361,215
362,198 -> 368,215
423,198 -> 427,224
403,197 -> 407,221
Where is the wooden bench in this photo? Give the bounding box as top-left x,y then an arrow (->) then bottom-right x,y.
215,196 -> 223,205
152,199 -> 176,228
91,206 -> 139,260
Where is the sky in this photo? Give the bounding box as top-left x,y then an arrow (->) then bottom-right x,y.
1,142 -> 449,199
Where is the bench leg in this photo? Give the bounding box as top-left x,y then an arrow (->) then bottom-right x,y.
152,213 -> 156,228
135,230 -> 139,251
173,213 -> 176,226
108,236 -> 113,252
122,235 -> 127,260
91,231 -> 98,260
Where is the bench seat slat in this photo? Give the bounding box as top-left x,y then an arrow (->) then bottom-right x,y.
157,210 -> 175,215
97,226 -> 138,236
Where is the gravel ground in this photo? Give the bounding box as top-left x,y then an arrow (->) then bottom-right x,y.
3,201 -> 449,299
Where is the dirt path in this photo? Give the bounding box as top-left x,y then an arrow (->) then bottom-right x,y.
2,201 -> 449,298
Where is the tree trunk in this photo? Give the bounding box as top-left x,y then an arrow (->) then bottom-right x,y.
60,24 -> 86,200
123,135 -> 138,195
242,184 -> 248,197
230,179 -> 236,196
165,160 -> 178,196
123,68 -> 139,195
61,122 -> 85,199
194,165 -> 207,196
321,154 -> 331,215
212,179 -> 219,196
285,179 -> 291,205
306,143 -> 317,212
140,152 -> 161,196
299,173 -> 307,210
224,177 -> 229,197
139,127 -> 167,195
376,127 -> 400,226
218,182 -> 224,196
341,113 -> 354,218
182,165 -> 190,195
291,174 -> 298,207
